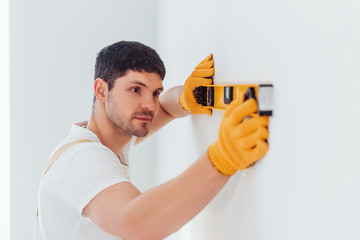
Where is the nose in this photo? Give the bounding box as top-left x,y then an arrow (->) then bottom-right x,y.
140,94 -> 158,111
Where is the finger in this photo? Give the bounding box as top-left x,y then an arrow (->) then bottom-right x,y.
237,126 -> 269,149
223,92 -> 246,118
235,116 -> 269,138
229,98 -> 258,124
196,59 -> 214,69
199,107 -> 212,115
191,67 -> 215,78
243,140 -> 269,166
188,77 -> 213,87
186,103 -> 212,115
199,53 -> 213,64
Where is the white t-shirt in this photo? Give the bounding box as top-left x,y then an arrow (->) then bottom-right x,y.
34,123 -> 134,240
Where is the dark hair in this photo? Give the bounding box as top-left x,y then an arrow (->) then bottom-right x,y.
94,41 -> 166,92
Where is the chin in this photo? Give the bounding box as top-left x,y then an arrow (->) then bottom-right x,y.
133,128 -> 149,138
127,121 -> 151,137
134,132 -> 148,138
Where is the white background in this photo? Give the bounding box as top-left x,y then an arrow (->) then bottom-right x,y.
0,0 -> 10,238
9,0 -> 360,240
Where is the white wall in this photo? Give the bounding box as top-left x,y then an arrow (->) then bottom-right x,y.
157,0 -> 360,239
0,0 -> 10,239
10,0 -> 158,239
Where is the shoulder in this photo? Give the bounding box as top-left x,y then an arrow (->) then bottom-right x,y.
60,141 -> 130,181
67,141 -> 119,164
50,140 -> 122,177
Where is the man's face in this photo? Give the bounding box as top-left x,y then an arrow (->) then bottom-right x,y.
105,70 -> 163,137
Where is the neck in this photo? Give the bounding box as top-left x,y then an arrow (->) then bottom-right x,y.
86,106 -> 132,158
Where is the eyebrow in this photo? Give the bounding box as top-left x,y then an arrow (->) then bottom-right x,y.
130,80 -> 164,92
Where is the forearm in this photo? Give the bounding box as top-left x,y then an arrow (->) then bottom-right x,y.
160,85 -> 190,118
122,153 -> 230,239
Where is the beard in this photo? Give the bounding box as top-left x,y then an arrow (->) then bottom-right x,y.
106,105 -> 154,138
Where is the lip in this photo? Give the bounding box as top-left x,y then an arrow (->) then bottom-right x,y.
134,116 -> 152,122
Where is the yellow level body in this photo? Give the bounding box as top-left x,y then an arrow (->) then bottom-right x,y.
202,84 -> 259,110
196,84 -> 273,116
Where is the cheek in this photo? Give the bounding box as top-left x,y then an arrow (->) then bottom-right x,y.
107,96 -> 127,115
154,102 -> 160,113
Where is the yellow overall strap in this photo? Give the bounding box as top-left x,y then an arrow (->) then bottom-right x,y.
42,139 -> 92,177
37,139 -> 92,216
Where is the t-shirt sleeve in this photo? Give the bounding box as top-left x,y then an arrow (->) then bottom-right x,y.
60,143 -> 130,217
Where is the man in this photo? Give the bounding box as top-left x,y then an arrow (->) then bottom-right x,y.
34,41 -> 269,239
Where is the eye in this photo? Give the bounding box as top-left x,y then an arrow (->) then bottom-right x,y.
153,91 -> 161,97
131,87 -> 140,93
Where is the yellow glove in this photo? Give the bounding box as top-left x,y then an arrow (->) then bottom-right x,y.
179,54 -> 215,115
208,96 -> 269,175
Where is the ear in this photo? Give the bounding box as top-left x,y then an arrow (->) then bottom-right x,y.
93,78 -> 108,103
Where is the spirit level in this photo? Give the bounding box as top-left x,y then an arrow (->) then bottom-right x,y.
193,84 -> 273,116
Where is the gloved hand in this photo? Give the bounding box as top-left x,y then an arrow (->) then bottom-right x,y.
208,96 -> 269,175
179,54 -> 214,115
